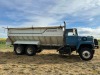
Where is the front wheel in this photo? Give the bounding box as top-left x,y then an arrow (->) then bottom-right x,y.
79,48 -> 93,61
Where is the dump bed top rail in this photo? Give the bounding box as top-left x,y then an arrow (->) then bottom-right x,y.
6,26 -> 64,30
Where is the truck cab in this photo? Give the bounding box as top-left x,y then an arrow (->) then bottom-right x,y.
66,28 -> 94,50
59,28 -> 95,61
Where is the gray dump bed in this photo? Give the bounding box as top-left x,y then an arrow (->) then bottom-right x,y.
6,26 -> 65,46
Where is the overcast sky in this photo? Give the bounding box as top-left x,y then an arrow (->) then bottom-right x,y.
0,0 -> 100,38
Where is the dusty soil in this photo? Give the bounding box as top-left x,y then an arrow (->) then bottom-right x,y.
0,48 -> 100,75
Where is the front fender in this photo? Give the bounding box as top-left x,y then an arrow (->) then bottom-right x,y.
77,41 -> 94,50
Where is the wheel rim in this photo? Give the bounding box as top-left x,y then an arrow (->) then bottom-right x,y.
27,48 -> 33,54
82,51 -> 91,59
16,47 -> 22,53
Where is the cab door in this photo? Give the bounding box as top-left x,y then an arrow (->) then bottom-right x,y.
66,30 -> 78,46
66,36 -> 78,46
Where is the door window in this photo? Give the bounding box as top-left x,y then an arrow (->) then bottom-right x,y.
68,32 -> 74,36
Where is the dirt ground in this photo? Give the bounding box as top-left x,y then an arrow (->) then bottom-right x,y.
0,48 -> 100,75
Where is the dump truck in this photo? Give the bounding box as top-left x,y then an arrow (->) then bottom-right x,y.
6,22 -> 96,61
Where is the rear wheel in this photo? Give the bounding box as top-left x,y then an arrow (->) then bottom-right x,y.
14,45 -> 24,55
79,48 -> 93,61
26,45 -> 37,56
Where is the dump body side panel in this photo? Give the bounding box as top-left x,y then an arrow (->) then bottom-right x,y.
7,26 -> 64,46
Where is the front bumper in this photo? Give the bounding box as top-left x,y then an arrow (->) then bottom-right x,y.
94,45 -> 99,49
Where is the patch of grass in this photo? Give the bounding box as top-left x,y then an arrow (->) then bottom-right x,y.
0,38 -> 11,49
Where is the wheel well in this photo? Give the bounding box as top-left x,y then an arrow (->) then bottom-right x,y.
27,45 -> 38,49
14,44 -> 26,47
78,44 -> 93,52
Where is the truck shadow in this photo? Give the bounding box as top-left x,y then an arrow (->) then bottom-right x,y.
0,51 -> 84,65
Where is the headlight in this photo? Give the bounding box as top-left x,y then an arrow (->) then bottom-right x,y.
82,37 -> 87,41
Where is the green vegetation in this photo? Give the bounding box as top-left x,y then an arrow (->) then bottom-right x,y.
0,38 -> 12,49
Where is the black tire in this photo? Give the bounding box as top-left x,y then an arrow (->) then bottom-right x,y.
82,37 -> 87,41
79,48 -> 93,61
14,45 -> 24,55
26,45 -> 37,56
